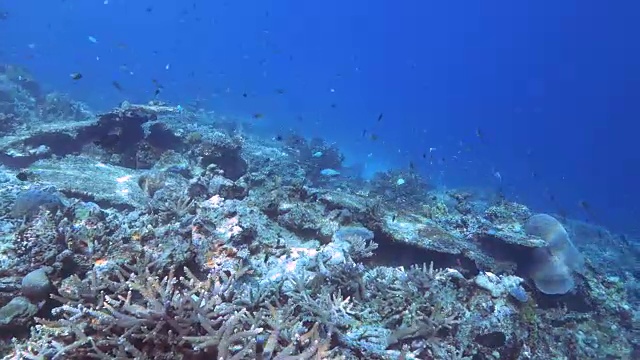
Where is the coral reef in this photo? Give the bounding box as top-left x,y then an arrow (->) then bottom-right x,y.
0,67 -> 638,359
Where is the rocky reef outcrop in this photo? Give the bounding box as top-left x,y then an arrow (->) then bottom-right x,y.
0,67 -> 637,359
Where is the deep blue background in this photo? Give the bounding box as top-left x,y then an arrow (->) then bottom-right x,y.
1,0 -> 639,235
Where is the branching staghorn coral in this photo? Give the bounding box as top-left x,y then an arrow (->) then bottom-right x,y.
9,256 -> 333,360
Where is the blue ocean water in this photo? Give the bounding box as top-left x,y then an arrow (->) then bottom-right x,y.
1,0 -> 638,236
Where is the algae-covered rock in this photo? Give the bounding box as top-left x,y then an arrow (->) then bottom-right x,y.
0,296 -> 37,329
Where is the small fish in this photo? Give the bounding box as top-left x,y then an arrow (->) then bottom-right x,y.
391,214 -> 397,222
88,35 -> 98,43
112,81 -> 123,91
320,168 -> 341,177
377,113 -> 383,122
0,11 -> 9,20
312,151 -> 323,158
252,113 -> 264,119
242,92 -> 248,98
362,129 -> 367,138
69,72 -> 83,80
578,200 -> 590,211
370,134 -> 378,141
275,88 -> 285,94
274,135 -> 283,141
330,103 -> 336,108
476,128 -> 484,140
409,162 -> 415,171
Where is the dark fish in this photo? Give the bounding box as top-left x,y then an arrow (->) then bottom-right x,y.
619,234 -> 631,247
377,113 -> 383,122
370,134 -> 378,141
330,103 -> 336,108
253,113 -> 264,119
579,200 -> 590,211
422,152 -> 427,159
274,135 -> 283,141
146,6 -> 153,12
242,93 -> 248,98
112,81 -> 123,91
70,72 -> 83,80
476,128 -> 484,140
578,200 -> 596,222
409,161 -> 415,170
154,88 -> 161,97
362,129 -> 367,138
275,88 -> 285,94
391,214 -> 397,222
